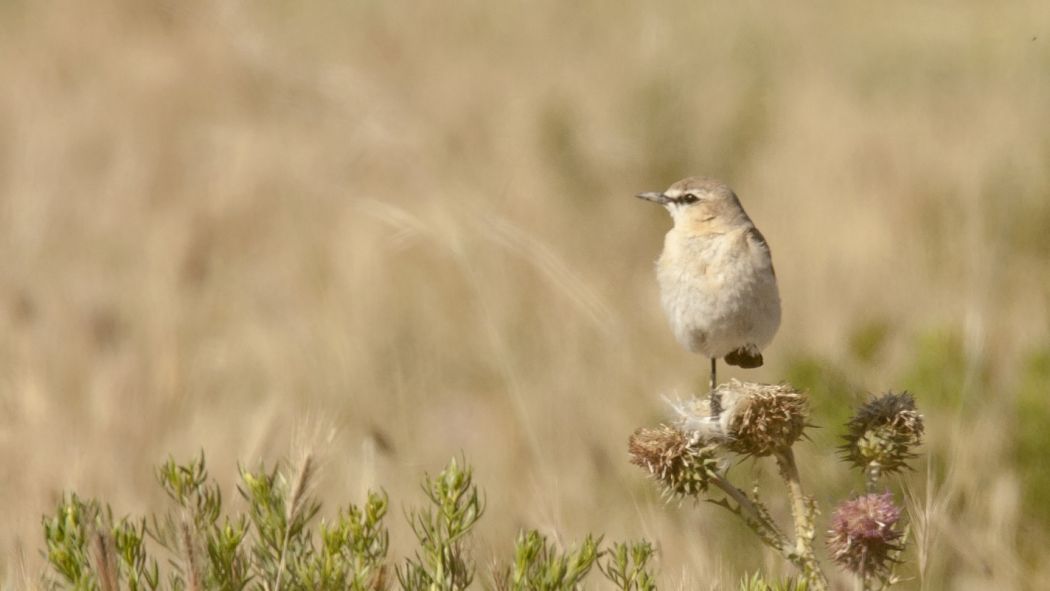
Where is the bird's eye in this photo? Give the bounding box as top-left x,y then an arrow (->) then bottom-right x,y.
680,193 -> 700,204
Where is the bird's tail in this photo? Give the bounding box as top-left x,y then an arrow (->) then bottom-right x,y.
725,345 -> 763,369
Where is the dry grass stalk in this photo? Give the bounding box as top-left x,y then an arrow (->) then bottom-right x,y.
272,452 -> 315,591
91,530 -> 118,591
180,519 -> 202,591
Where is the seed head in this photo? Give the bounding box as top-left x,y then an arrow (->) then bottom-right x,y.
628,425 -> 719,499
841,392 -> 924,475
827,492 -> 903,577
717,380 -> 808,457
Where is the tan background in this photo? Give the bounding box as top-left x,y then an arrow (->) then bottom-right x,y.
2,1 -> 1050,588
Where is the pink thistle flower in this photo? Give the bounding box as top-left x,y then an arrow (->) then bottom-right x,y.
827,492 -> 903,578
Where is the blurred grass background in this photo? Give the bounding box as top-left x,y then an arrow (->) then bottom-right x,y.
2,0 -> 1050,588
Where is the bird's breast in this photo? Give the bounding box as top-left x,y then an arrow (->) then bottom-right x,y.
655,228 -> 780,355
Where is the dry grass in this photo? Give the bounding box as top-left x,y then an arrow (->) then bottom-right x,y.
2,0 -> 1050,588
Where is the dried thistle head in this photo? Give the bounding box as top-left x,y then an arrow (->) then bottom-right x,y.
628,425 -> 719,499
841,392 -> 924,474
717,380 -> 808,457
827,492 -> 903,578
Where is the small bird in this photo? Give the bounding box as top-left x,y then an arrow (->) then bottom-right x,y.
637,177 -> 781,397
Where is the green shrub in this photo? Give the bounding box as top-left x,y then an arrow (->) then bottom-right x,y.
41,455 -> 656,591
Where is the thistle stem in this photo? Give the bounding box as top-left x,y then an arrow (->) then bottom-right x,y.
775,449 -> 829,590
709,474 -> 793,559
711,476 -> 765,529
865,462 -> 882,493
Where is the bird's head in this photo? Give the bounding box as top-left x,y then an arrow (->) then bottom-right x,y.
636,176 -> 749,230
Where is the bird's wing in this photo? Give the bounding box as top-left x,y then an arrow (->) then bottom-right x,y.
745,226 -> 776,276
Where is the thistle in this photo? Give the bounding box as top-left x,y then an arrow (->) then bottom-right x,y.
717,380 -> 809,457
826,493 -> 903,581
628,425 -> 719,499
840,392 -> 924,489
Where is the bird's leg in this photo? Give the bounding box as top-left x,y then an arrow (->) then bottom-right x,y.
709,357 -> 722,419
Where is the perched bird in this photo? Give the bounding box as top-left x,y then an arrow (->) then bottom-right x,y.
637,177 -> 781,395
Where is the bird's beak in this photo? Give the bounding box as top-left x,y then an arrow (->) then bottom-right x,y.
635,192 -> 670,204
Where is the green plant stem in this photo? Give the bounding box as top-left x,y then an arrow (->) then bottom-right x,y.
774,449 -> 829,591
270,528 -> 291,591
711,476 -> 767,531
